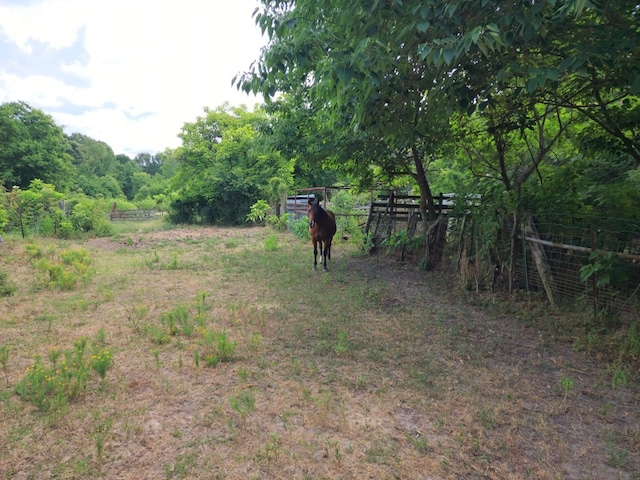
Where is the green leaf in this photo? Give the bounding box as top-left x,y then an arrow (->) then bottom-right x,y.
417,20 -> 430,33
477,38 -> 490,57
579,264 -> 594,283
442,48 -> 456,66
370,71 -> 381,87
526,77 -> 539,94
417,43 -> 433,60
571,57 -> 586,72
504,31 -> 515,45
470,27 -> 481,44
558,56 -> 575,71
522,24 -> 536,42
446,3 -> 457,17
574,0 -> 587,17
546,67 -> 560,82
432,47 -> 441,65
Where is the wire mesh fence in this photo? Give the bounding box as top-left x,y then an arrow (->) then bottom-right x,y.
508,213 -> 640,320
360,192 -> 640,320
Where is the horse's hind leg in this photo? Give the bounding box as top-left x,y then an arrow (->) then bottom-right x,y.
322,241 -> 329,271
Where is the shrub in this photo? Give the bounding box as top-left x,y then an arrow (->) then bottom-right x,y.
39,216 -> 55,236
58,221 -> 74,239
247,200 -> 271,225
264,235 -> 278,251
71,199 -> 113,236
289,217 -> 310,241
266,214 -> 289,231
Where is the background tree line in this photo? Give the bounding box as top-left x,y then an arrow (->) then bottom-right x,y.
0,102 -> 307,235
2,1 -> 640,243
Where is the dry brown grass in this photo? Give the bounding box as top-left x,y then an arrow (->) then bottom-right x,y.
0,224 -> 638,479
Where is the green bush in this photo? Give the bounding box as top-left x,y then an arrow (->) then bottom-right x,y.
289,217 -> 310,241
58,221 -> 74,239
70,201 -> 97,232
39,216 -> 55,236
247,200 -> 271,224
70,199 -> 113,236
264,234 -> 278,251
0,205 -> 7,233
266,214 -> 289,230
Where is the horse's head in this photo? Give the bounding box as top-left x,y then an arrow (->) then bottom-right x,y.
307,199 -> 319,228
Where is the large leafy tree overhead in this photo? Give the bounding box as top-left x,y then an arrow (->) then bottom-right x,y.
536,2 -> 640,166
170,104 -> 292,225
0,102 -> 76,190
236,0 -> 460,220
262,92 -> 389,191
236,1 -> 639,197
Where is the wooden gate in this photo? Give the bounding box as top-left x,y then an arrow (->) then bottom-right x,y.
364,192 -> 455,242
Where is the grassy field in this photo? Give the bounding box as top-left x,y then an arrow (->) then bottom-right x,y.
0,222 -> 638,479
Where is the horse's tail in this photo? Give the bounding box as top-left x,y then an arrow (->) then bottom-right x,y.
326,210 -> 337,235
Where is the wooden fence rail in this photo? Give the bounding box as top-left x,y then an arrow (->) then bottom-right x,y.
109,209 -> 157,221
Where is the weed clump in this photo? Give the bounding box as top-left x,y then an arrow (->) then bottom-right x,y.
15,338 -> 113,413
0,270 -> 17,297
25,243 -> 94,291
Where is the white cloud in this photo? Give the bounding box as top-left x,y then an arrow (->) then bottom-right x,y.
0,0 -> 266,156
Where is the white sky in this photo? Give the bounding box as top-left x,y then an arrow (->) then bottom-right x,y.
0,0 -> 267,157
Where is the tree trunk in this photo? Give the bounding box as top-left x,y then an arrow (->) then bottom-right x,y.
412,147 -> 437,224
411,147 -> 444,268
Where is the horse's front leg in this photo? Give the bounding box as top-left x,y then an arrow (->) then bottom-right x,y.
313,239 -> 318,270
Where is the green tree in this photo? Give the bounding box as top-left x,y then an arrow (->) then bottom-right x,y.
75,174 -> 125,199
0,102 -> 76,190
67,133 -> 117,177
134,153 -> 163,176
170,104 -> 291,225
237,0 -> 639,188
114,154 -> 142,200
133,149 -> 179,208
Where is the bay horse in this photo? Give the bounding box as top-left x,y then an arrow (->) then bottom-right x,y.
308,198 -> 337,271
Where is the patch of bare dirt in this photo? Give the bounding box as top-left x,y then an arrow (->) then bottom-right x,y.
86,226 -> 265,250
